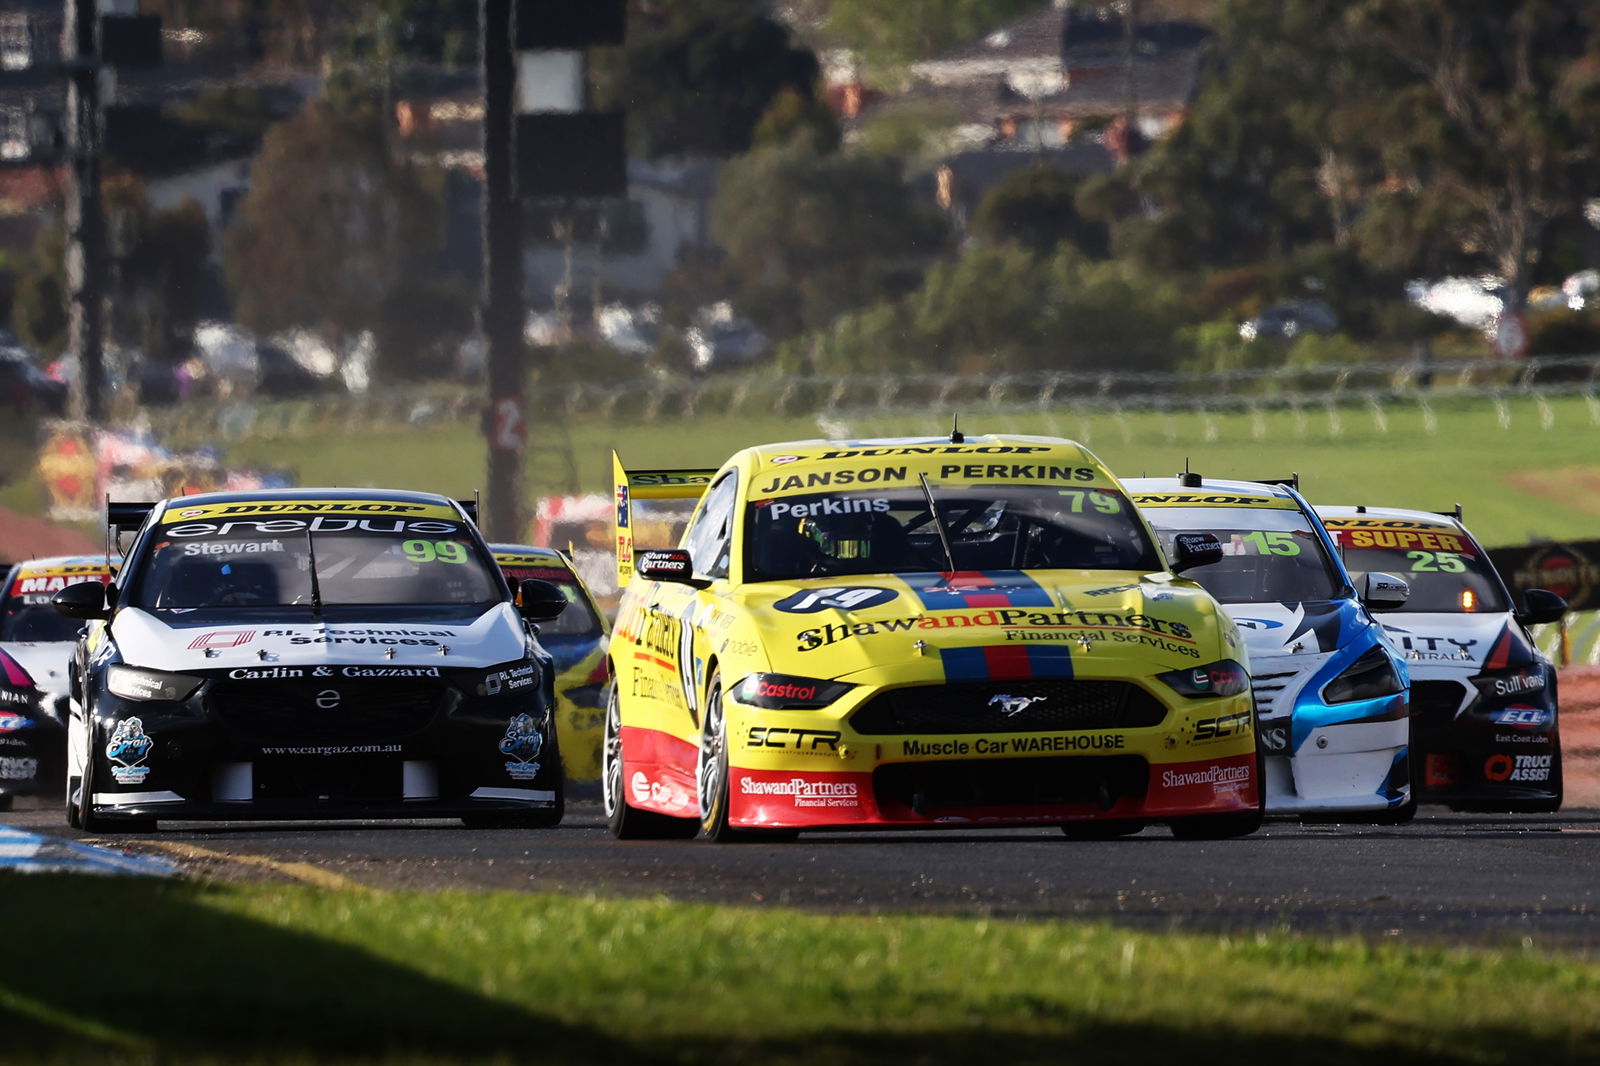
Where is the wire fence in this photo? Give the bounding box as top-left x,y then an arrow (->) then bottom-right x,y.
144,353 -> 1600,445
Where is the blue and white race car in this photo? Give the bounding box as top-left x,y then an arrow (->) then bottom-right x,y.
1317,505 -> 1564,812
1126,475 -> 1414,822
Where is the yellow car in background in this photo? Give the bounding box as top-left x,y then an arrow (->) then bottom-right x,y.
604,434 -> 1262,842
490,545 -> 610,784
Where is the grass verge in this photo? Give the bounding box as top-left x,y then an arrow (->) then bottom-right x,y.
3,873 -> 1599,1065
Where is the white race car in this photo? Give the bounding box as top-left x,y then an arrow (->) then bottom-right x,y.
1126,475 -> 1415,822
1317,505 -> 1564,812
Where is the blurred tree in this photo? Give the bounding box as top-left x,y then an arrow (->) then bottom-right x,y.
604,0 -> 824,159
825,0 -> 1047,69
712,139 -> 947,337
11,220 -> 69,361
971,165 -> 1110,258
223,100 -> 446,374
102,176 -> 214,366
372,275 -> 476,381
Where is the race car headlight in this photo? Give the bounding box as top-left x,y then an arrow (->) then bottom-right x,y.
107,665 -> 204,703
733,673 -> 854,710
1156,659 -> 1250,698
1321,646 -> 1403,704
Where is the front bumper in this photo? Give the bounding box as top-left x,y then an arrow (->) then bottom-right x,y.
1409,675 -> 1560,809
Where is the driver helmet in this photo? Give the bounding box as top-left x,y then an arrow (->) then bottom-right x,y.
798,511 -> 885,561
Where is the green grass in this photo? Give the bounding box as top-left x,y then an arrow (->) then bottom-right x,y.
10,391 -> 1600,549
3,873 -> 1600,1065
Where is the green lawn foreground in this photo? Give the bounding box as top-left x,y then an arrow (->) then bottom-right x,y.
2,872 -> 1598,1066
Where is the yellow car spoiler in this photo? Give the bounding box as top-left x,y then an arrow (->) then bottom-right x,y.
612,450 -> 717,587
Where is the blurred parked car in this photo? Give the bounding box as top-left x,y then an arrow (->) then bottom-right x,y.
1238,299 -> 1339,341
0,345 -> 67,416
596,303 -> 663,358
687,302 -> 770,370
1406,276 -> 1506,333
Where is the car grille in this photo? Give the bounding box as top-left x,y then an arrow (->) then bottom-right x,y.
1410,680 -> 1470,727
207,679 -> 447,743
850,680 -> 1166,736
1249,669 -> 1299,716
874,755 -> 1150,814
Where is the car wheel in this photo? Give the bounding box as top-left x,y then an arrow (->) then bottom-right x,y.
697,670 -> 796,844
602,684 -> 697,840
0,793 -> 12,813
1169,809 -> 1262,840
65,773 -> 82,829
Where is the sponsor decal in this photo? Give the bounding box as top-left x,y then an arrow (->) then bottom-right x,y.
181,539 -> 285,557
630,471 -> 712,489
161,499 -> 459,523
797,608 -> 1194,656
164,517 -> 463,538
1424,752 -> 1459,788
1482,753 -> 1514,782
767,497 -> 892,520
1485,673 -> 1545,698
1491,706 -> 1552,729
939,644 -> 1076,682
315,690 -> 341,709
13,571 -> 112,594
932,463 -> 1097,482
816,445 -> 1055,459
756,467 -> 911,493
747,727 -> 841,752
737,774 -> 860,808
901,734 -> 1127,756
0,714 -> 31,731
498,712 -> 544,781
225,665 -> 442,680
0,756 -> 38,780
189,630 -> 257,650
989,694 -> 1047,717
484,664 -> 537,695
106,717 -> 154,784
774,586 -> 899,613
1259,723 -> 1290,752
1195,709 -> 1252,742
1507,754 -> 1553,782
629,769 -> 695,813
1337,529 -> 1469,552
615,483 -> 631,529
260,627 -> 453,647
1394,634 -> 1477,662
0,689 -> 32,708
1133,492 -> 1294,508
902,571 -> 1054,611
636,549 -> 690,576
261,744 -> 403,756
1233,617 -> 1284,631
1160,762 -> 1253,793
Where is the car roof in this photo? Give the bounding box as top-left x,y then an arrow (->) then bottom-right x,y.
1313,505 -> 1471,536
489,543 -> 573,567
1121,475 -> 1304,511
7,554 -> 118,573
152,486 -> 460,509
734,434 -> 1102,465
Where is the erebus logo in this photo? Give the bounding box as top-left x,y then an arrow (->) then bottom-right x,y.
988,694 -> 1046,717
315,690 -> 342,710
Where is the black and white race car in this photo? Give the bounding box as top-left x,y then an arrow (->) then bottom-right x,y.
53,489 -> 569,831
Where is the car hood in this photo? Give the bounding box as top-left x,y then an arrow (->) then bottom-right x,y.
728,570 -> 1236,682
1380,612 -> 1526,674
1221,600 -> 1368,660
108,604 -> 531,674
0,641 -> 74,698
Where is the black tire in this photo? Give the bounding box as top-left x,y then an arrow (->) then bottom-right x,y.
65,771 -> 82,829
602,684 -> 698,840
0,793 -> 12,813
697,671 -> 796,844
1060,820 -> 1143,840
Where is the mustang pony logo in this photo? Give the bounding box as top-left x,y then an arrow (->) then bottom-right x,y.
988,694 -> 1047,717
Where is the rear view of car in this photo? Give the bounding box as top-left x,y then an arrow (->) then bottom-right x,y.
1316,505 -> 1564,812
0,555 -> 117,808
490,544 -> 610,783
1126,475 -> 1414,823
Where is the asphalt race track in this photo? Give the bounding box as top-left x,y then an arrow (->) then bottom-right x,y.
7,795 -> 1600,950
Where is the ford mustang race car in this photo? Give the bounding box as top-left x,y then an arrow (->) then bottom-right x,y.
0,555 -> 117,808
52,489 -> 568,831
1316,505 -> 1565,812
604,434 -> 1263,842
491,544 -> 609,783
1126,475 -> 1414,822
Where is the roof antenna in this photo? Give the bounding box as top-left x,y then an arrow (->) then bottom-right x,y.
949,415 -> 964,444
1178,457 -> 1201,488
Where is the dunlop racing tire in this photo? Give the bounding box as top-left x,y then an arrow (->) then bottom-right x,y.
698,670 -> 797,844
603,684 -> 698,840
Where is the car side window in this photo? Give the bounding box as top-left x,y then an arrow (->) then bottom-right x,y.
682,473 -> 737,579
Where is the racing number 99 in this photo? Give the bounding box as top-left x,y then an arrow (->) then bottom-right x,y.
403,539 -> 468,565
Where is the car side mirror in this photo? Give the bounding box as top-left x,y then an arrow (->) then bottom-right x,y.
635,548 -> 710,589
1360,572 -> 1410,611
53,581 -> 112,620
1517,587 -> 1567,627
517,578 -> 568,622
1170,532 -> 1223,574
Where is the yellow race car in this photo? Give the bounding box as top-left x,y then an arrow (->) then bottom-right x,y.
604,433 -> 1262,841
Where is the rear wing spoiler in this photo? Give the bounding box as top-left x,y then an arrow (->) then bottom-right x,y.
612,450 -> 716,587
108,501 -> 155,532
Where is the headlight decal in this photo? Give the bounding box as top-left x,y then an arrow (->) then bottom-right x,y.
1156,660 -> 1250,699
733,673 -> 854,710
106,665 -> 204,703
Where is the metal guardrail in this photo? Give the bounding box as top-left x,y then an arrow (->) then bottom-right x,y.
142,354 -> 1600,443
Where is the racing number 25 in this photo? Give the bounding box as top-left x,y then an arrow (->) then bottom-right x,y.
1407,550 -> 1465,573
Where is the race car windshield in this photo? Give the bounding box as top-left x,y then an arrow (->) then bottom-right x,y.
1146,508 -> 1343,605
2,594 -> 93,641
130,529 -> 502,609
746,485 -> 1160,580
1332,533 -> 1509,613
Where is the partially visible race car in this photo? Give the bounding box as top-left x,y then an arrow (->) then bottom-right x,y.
0,555 -> 119,809
490,544 -> 610,783
1316,505 -> 1565,812
52,489 -> 569,831
1126,475 -> 1414,822
604,434 -> 1264,842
